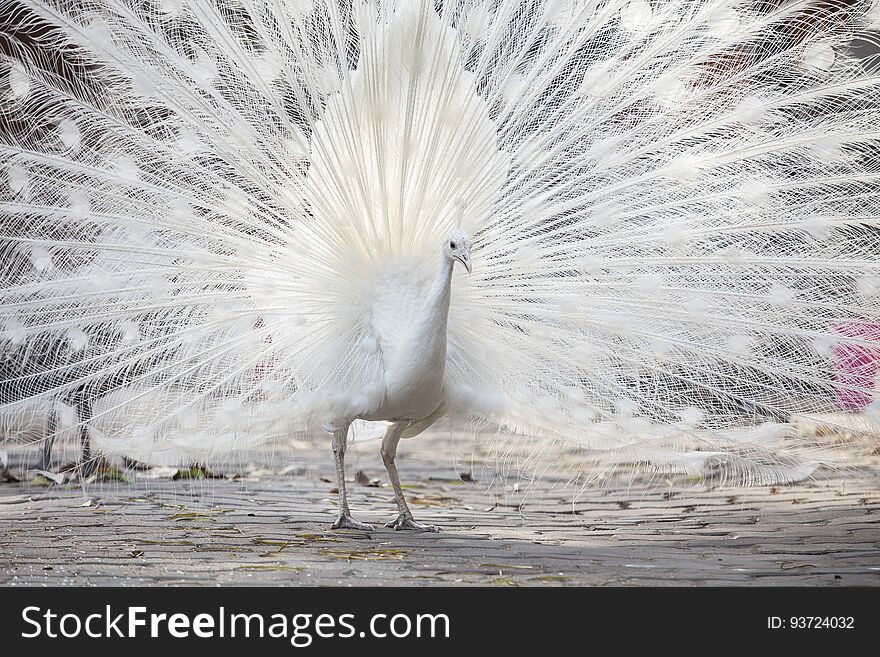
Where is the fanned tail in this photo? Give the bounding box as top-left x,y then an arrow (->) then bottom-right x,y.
1,0 -> 878,483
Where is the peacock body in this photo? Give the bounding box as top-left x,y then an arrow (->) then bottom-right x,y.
2,0 -> 880,528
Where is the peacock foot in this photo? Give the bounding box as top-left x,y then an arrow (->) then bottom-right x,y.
385,515 -> 440,532
330,513 -> 374,532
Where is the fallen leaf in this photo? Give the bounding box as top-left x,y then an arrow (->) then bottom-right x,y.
138,467 -> 180,480
31,469 -> 68,485
408,494 -> 461,507
234,565 -> 304,573
167,511 -> 217,522
321,547 -> 409,562
488,577 -> 519,587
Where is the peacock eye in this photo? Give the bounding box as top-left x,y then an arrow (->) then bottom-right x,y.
450,241 -> 456,249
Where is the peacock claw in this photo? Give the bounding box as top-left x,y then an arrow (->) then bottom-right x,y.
385,516 -> 440,532
330,514 -> 374,532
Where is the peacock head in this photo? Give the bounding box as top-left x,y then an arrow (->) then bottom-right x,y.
444,228 -> 472,274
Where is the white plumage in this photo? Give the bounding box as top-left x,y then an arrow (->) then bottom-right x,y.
2,0 -> 880,529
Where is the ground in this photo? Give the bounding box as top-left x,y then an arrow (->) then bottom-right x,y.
1,433 -> 878,586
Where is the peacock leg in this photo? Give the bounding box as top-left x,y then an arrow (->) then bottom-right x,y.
381,422 -> 440,532
329,422 -> 374,532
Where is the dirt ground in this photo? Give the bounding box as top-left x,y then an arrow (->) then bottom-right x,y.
1,433 -> 878,586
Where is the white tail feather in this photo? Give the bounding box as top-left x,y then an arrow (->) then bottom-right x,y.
1,0 -> 879,485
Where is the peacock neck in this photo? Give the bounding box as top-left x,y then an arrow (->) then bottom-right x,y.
422,254 -> 454,329
405,254 -> 454,357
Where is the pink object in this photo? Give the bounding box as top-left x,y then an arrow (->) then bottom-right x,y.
833,323 -> 880,410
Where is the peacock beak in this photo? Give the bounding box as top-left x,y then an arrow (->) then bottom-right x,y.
455,253 -> 472,274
